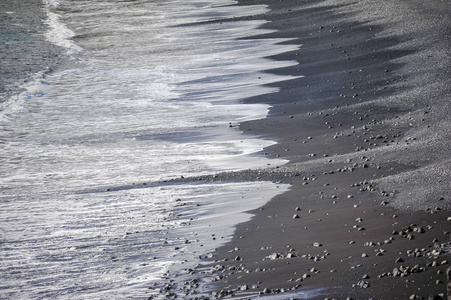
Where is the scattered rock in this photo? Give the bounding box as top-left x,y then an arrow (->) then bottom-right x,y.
416,227 -> 425,233
356,280 -> 370,288
267,253 -> 282,260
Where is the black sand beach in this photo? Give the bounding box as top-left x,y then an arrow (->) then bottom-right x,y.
199,0 -> 451,299
2,0 -> 450,299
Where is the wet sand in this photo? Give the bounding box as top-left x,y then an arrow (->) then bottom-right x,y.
203,0 -> 451,299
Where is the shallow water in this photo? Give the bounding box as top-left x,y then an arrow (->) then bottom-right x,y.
0,0 -> 298,298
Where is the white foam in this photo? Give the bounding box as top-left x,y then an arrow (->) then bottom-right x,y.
0,181 -> 288,299
1,0 -> 299,298
42,0 -> 83,55
0,71 -> 49,121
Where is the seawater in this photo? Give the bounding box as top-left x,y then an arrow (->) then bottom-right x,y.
0,0 -> 298,298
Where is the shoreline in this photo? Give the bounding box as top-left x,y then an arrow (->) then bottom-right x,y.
205,0 -> 451,299
1,0 -> 449,298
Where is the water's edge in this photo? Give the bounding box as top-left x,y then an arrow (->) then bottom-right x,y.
0,1 -> 300,299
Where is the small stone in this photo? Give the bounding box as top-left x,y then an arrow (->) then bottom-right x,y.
313,242 -> 322,247
395,257 -> 404,263
356,280 -> 370,288
293,214 -> 300,219
267,253 -> 281,260
309,267 -> 319,273
362,253 -> 369,258
295,207 -> 301,211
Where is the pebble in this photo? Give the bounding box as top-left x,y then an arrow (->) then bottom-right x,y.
355,280 -> 370,288
309,267 -> 320,273
415,227 -> 425,233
